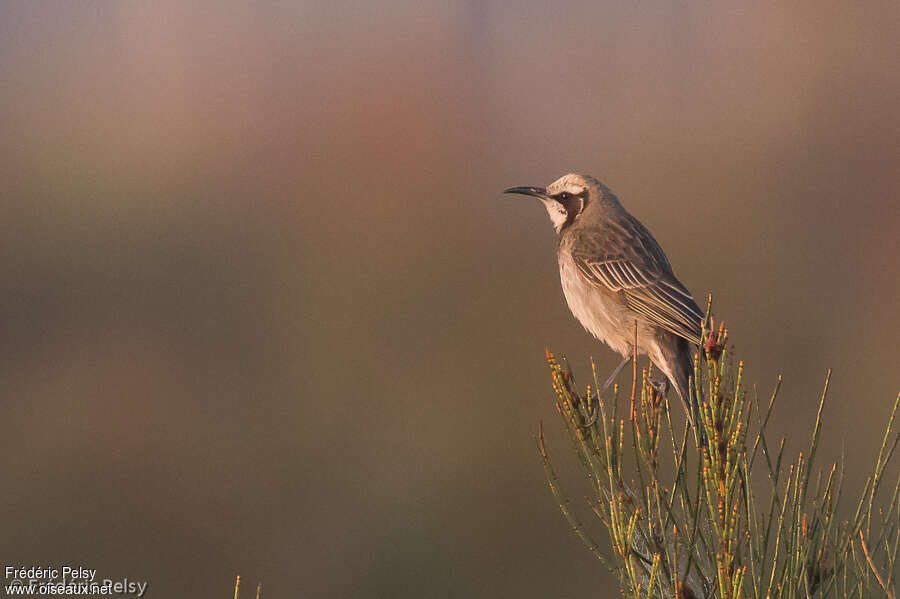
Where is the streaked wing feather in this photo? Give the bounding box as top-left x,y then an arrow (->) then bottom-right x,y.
634,283 -> 703,343
572,215 -> 704,344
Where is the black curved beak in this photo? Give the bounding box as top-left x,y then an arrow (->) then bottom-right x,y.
504,186 -> 548,199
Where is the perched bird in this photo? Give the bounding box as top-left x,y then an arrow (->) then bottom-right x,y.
505,174 -> 705,425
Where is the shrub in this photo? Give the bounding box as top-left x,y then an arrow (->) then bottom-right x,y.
538,314 -> 898,599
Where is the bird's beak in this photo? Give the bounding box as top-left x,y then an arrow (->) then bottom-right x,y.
503,186 -> 548,199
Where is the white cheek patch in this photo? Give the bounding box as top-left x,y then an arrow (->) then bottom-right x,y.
541,199 -> 569,232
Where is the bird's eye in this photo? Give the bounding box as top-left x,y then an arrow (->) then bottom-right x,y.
559,192 -> 571,201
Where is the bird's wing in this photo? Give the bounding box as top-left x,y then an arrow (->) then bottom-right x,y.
571,215 -> 704,345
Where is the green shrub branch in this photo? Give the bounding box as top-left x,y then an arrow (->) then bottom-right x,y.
538,308 -> 899,599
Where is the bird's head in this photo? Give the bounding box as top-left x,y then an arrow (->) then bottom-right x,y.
504,173 -> 611,234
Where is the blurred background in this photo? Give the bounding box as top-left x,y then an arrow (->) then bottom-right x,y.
2,1 -> 898,597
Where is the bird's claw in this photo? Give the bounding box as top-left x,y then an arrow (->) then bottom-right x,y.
649,377 -> 669,398
582,397 -> 600,428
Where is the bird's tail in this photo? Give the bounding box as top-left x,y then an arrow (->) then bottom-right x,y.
670,353 -> 701,432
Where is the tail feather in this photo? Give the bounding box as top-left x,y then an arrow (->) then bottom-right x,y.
670,359 -> 699,429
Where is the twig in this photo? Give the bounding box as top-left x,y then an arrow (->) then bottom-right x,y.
536,420 -> 612,568
859,530 -> 896,599
630,321 -> 638,422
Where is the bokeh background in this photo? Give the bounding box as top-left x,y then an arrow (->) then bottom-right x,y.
2,1 -> 898,597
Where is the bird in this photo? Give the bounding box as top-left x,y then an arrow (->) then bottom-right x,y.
505,173 -> 705,426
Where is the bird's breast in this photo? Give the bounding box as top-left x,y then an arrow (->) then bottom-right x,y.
558,251 -> 636,358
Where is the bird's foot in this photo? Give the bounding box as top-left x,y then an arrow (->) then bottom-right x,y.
582,396 -> 601,428
649,377 -> 669,398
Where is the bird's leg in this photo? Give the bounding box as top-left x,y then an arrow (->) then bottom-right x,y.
583,356 -> 631,427
601,356 -> 632,393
